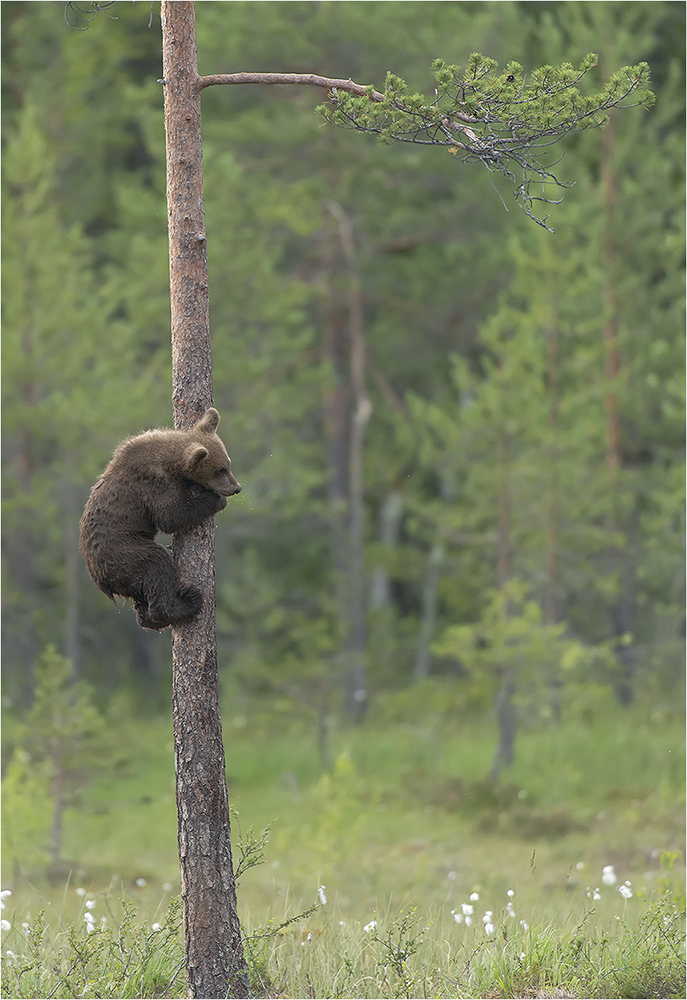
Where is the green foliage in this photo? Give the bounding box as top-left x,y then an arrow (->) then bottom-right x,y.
1,645 -> 109,872
0,756 -> 53,875
320,49 -> 654,227
1,100 -> 165,696
231,808 -> 273,885
0,896 -> 184,999
433,580 -> 618,701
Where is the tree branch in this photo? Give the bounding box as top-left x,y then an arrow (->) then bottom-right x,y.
199,71 -> 385,101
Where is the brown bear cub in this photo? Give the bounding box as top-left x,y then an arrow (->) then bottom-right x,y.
79,408 -> 240,630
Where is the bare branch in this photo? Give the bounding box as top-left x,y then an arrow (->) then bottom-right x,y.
199,71 -> 385,102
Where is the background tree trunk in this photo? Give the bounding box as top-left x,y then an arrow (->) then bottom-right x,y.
321,227 -> 352,719
492,427 -> 516,781
413,541 -> 444,680
601,109 -> 637,704
161,3 -> 249,997
327,203 -> 370,720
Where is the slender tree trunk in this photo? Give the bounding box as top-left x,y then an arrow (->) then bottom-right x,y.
601,112 -> 637,704
490,669 -> 516,782
12,327 -> 39,703
328,203 -> 370,720
545,318 -> 560,627
491,426 -> 515,781
49,734 -> 65,862
321,231 -> 351,685
413,541 -> 444,680
496,430 -> 511,593
370,491 -> 403,611
161,4 -> 248,997
545,314 -> 563,720
64,476 -> 80,678
601,116 -> 622,477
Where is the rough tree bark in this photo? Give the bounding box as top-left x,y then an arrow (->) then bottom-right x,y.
161,3 -> 249,997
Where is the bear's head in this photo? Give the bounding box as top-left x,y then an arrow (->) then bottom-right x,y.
182,408 -> 241,496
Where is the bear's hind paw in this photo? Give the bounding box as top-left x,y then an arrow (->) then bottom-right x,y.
137,586 -> 203,630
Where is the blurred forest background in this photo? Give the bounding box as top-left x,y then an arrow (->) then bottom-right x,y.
1,0 -> 684,897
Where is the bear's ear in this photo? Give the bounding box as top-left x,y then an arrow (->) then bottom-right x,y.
195,407 -> 220,434
184,444 -> 209,473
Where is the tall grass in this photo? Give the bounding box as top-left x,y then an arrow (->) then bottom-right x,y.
1,867 -> 684,998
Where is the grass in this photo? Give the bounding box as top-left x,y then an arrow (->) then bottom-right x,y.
1,872 -> 684,998
1,683 -> 684,997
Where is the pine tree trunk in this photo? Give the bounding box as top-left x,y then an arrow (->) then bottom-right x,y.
492,427 -> 516,781
321,234 -> 352,701
490,670 -> 516,782
64,477 -> 80,678
328,203 -> 370,720
413,542 -> 444,679
161,3 -> 249,996
545,313 -> 562,720
601,112 -> 637,704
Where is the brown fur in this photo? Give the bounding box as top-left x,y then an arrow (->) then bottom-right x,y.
79,408 -> 240,630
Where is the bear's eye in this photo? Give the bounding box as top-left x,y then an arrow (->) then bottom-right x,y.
216,467 -> 229,477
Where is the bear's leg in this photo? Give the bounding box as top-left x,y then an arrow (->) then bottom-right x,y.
136,544 -> 203,629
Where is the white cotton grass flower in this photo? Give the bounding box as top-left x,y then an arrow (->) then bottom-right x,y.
469,892 -> 479,901
84,913 -> 95,934
482,912 -> 495,936
85,899 -> 96,910
461,903 -> 474,916
506,901 -> 516,918
75,887 -> 86,897
318,885 -> 327,906
135,878 -> 147,888
451,909 -> 464,924
152,922 -> 162,931
507,889 -> 514,897
364,920 -> 377,933
601,865 -> 617,886
619,881 -> 632,899
0,890 -> 12,910
587,886 -> 602,900
0,919 -> 11,932
21,922 -> 30,934
520,920 -> 529,931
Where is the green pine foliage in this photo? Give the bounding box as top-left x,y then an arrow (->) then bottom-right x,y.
1,646 -> 108,873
